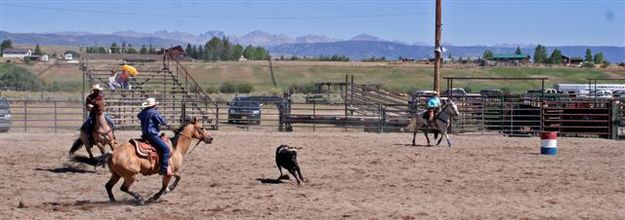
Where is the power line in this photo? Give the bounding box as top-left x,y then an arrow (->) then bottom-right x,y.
0,3 -> 432,20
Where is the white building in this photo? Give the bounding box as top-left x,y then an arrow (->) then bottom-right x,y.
2,48 -> 32,58
64,53 -> 73,60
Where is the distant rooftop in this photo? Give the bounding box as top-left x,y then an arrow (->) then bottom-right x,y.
3,48 -> 31,54
492,53 -> 530,59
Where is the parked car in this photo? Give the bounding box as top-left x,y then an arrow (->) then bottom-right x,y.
227,96 -> 262,124
613,90 -> 625,98
442,88 -> 467,96
479,89 -> 503,97
413,90 -> 438,97
0,97 -> 11,132
526,88 -> 559,95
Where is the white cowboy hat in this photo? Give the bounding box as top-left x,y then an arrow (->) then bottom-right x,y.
91,84 -> 103,91
141,98 -> 159,108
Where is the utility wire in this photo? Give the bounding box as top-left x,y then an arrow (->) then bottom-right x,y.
0,3 -> 432,20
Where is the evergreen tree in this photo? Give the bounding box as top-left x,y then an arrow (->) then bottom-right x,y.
197,44 -> 204,59
0,40 -> 12,54
191,45 -> 198,59
585,48 -> 593,62
148,44 -> 155,54
111,43 -> 119,54
243,45 -> 255,59
140,45 -> 147,54
232,45 -> 243,60
514,46 -> 522,55
185,43 -> 193,56
593,52 -> 604,64
221,37 -> 233,60
533,45 -> 548,64
34,44 -> 43,55
549,49 -> 563,64
482,49 -> 494,60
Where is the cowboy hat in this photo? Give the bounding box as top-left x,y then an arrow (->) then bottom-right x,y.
141,98 -> 159,108
91,84 -> 103,91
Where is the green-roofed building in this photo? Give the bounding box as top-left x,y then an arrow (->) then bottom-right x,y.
490,53 -> 531,65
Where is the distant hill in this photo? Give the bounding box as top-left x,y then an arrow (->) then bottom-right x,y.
2,30 -> 623,62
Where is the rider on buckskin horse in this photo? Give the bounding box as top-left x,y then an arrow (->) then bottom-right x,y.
138,98 -> 172,176
426,91 -> 441,127
81,84 -> 115,144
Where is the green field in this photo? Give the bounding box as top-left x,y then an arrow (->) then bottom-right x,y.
7,60 -> 625,96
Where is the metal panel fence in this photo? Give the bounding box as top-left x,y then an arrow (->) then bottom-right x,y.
7,99 -> 83,132
4,98 -> 624,140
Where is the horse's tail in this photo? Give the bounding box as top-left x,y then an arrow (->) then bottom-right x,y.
71,152 -> 112,167
405,115 -> 417,132
69,138 -> 83,155
433,129 -> 439,139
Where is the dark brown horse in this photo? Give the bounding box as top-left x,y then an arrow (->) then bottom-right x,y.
72,118 -> 213,204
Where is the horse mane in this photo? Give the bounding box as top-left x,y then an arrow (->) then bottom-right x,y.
169,123 -> 189,150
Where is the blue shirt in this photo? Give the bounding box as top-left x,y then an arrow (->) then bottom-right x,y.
427,97 -> 441,108
138,107 -> 167,136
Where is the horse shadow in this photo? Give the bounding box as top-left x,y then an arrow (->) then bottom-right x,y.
35,166 -> 97,174
392,143 -> 435,148
42,199 -> 141,209
256,178 -> 286,184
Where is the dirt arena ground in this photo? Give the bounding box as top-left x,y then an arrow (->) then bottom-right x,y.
1,130 -> 623,219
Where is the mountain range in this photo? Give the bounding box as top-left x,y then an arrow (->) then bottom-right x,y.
1,30 -> 623,62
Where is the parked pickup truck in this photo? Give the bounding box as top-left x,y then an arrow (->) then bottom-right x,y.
0,97 -> 11,132
227,96 -> 262,124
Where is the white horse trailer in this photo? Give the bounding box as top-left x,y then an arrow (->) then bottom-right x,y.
554,84 -> 625,96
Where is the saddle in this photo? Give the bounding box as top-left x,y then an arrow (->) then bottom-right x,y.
130,136 -> 173,171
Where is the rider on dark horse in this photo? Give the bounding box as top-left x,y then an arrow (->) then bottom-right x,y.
81,84 -> 115,145
426,91 -> 441,128
138,98 -> 172,176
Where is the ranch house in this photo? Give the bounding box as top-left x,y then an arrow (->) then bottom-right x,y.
561,55 -> 584,67
2,48 -> 32,59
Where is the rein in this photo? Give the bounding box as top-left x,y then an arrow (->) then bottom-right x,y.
171,125 -> 206,156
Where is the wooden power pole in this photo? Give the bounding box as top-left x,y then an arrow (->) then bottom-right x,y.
433,0 -> 442,93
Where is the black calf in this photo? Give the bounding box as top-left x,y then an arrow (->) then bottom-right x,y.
275,145 -> 304,184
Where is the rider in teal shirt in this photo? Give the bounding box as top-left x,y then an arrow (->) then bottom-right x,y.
426,92 -> 441,125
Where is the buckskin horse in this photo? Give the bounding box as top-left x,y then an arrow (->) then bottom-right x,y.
406,99 -> 459,147
72,117 -> 213,204
69,99 -> 116,159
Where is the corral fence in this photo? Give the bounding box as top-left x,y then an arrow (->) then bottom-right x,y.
5,99 -> 83,132
4,98 -> 624,140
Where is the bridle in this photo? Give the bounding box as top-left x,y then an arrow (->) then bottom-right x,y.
175,123 -> 211,155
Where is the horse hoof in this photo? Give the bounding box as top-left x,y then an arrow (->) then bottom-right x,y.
136,200 -> 145,206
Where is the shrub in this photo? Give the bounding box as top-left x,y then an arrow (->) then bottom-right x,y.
237,83 -> 254,93
288,83 -> 317,94
0,63 -> 44,91
205,86 -> 219,94
219,82 -> 255,94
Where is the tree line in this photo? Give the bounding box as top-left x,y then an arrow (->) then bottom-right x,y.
482,44 -> 608,67
84,42 -> 159,55
184,37 -> 270,61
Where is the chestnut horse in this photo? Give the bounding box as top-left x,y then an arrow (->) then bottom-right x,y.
70,100 -> 116,159
72,118 -> 213,203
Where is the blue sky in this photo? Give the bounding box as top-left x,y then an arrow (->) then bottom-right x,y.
0,0 -> 623,46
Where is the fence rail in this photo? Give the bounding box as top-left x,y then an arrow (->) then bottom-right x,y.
3,98 -> 624,139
